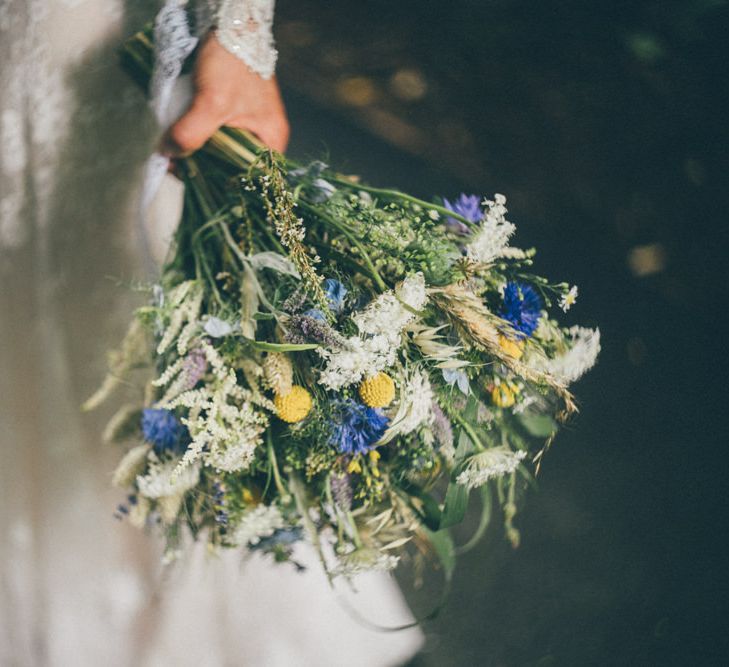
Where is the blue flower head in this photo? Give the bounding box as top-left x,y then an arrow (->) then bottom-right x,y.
499,282 -> 543,338
141,408 -> 189,455
443,194 -> 482,234
323,279 -> 348,314
329,399 -> 389,455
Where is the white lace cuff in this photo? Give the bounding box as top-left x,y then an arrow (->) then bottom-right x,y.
195,0 -> 278,79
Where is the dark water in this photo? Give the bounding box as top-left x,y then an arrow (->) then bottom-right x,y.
279,1 -> 729,664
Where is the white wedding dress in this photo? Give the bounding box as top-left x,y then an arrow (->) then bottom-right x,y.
0,1 -> 423,665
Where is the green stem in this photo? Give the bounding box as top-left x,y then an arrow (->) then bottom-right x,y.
266,430 -> 289,500
450,411 -> 485,452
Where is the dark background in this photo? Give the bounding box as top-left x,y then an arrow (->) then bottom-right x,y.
275,1 -> 729,665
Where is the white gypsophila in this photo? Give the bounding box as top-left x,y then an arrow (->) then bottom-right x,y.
160,362 -> 270,475
352,272 -> 427,335
230,504 -> 285,547
112,444 -> 151,488
395,272 -> 428,311
136,455 -> 201,499
331,548 -> 400,578
318,274 -> 427,390
465,194 -> 517,264
379,368 -> 434,444
559,285 -> 579,312
456,447 -> 527,491
318,333 -> 398,391
540,326 -> 601,385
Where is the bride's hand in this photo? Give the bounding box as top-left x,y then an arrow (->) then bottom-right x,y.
163,32 -> 289,155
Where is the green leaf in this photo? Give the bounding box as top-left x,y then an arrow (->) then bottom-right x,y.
439,428 -> 475,529
517,413 -> 558,438
245,339 -> 319,352
248,251 -> 300,278
239,265 -> 259,339
423,526 -> 456,582
455,485 -> 493,555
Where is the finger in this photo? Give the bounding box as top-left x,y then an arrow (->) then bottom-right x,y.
232,118 -> 290,154
163,92 -> 226,156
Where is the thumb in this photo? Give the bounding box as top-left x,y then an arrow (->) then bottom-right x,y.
162,92 -> 225,156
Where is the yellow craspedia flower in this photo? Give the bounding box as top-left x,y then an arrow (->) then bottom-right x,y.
498,334 -> 525,360
491,382 -> 517,408
358,372 -> 396,408
274,385 -> 313,423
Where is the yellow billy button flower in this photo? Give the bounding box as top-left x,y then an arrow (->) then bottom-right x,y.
358,372 -> 396,408
491,382 -> 518,408
274,385 -> 313,423
498,334 -> 525,360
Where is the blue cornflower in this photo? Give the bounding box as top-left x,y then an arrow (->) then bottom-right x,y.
141,408 -> 189,455
329,399 -> 389,455
443,194 -> 482,234
499,282 -> 543,338
323,279 -> 348,313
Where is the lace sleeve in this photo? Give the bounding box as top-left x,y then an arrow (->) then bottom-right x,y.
194,0 -> 278,79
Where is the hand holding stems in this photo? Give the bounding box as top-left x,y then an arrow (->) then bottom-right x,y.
163,32 -> 289,156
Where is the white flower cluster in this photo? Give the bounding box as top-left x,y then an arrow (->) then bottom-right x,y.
136,454 -> 202,524
465,194 -> 517,264
163,367 -> 269,474
456,447 -> 527,491
331,547 -> 400,578
379,368 -> 434,444
353,272 -> 428,334
318,274 -> 427,390
539,326 -> 601,385
153,340 -> 218,404
156,281 -> 204,356
136,454 -> 201,499
230,504 -> 285,547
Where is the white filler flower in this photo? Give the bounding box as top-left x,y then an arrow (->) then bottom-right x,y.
318,273 -> 428,390
378,368 -> 434,444
456,447 -> 527,490
230,504 -> 285,547
465,194 -> 517,264
543,326 -> 601,385
136,456 -> 201,499
559,285 -> 579,312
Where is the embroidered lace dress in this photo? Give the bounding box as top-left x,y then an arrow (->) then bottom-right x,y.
0,1 -> 422,665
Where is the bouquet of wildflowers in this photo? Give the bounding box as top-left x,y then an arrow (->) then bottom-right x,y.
88,29 -> 599,584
